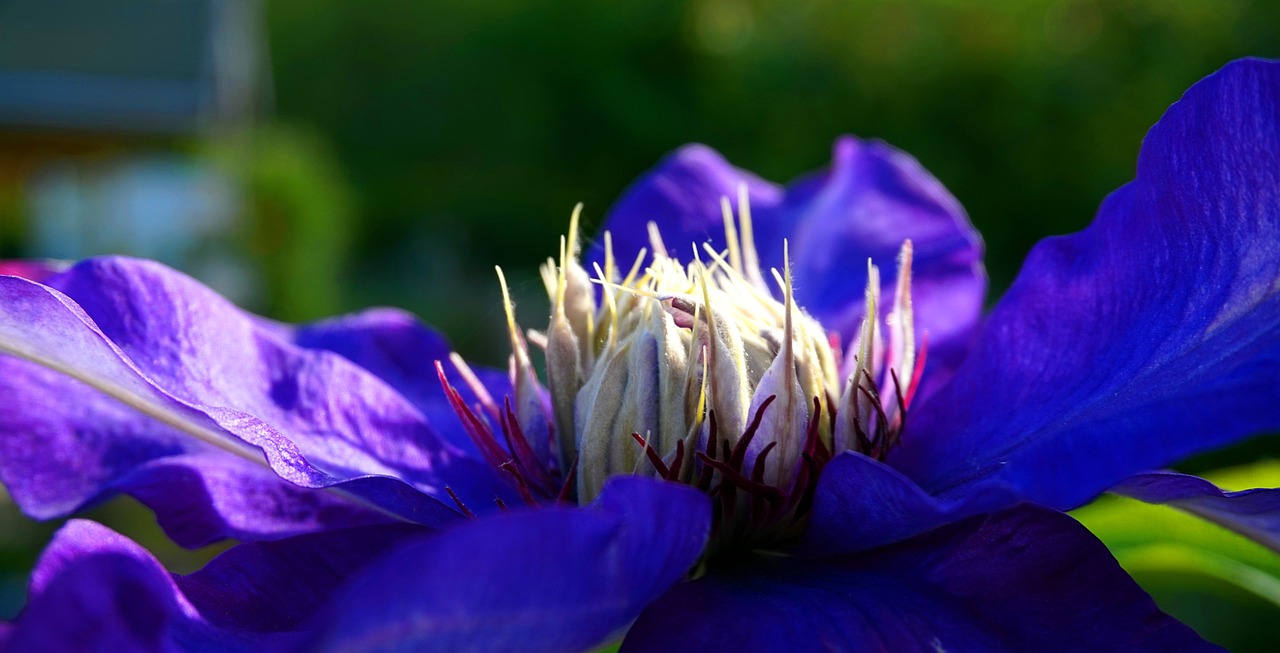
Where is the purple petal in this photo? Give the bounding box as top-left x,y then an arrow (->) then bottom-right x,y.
2,520 -> 425,652
310,476 -> 711,653
49,258 -> 504,502
0,258 -> 507,536
0,359 -> 395,547
1113,471 -> 1280,553
894,59 -> 1280,509
780,138 -> 986,392
590,143 -> 781,268
174,523 -> 425,633
5,519 -> 282,652
624,505 -> 1215,652
593,137 -> 986,392
284,307 -> 513,460
124,456 -> 397,548
801,451 -> 1020,555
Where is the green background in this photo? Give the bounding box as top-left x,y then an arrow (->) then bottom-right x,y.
3,1 -> 1280,649
262,0 -> 1280,365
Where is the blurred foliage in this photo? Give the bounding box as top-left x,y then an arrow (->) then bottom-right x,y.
1073,461 -> 1280,652
265,0 -> 1280,364
205,124 -> 355,322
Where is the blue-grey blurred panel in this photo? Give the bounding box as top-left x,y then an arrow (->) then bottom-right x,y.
0,0 -> 260,133
0,71 -> 207,132
0,0 -> 204,77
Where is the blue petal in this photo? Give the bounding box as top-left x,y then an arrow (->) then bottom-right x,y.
310,477 -> 711,653
286,307 -> 513,460
588,143 -> 781,270
0,258 -> 501,538
2,520 -> 425,652
0,360 -> 399,547
800,452 -> 1020,555
592,137 -> 986,393
5,519 -> 242,653
175,523 -> 425,634
624,505 -> 1216,652
105,456 -> 397,549
779,137 -> 986,393
1113,471 -> 1280,553
894,59 -> 1280,509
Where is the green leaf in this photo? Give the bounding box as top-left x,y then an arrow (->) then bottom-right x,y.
1072,461 -> 1280,650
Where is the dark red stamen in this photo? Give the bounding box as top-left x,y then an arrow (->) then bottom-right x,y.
632,433 -> 672,478
438,360 -> 566,508
668,439 -> 686,482
714,435 -> 738,532
499,461 -> 540,507
557,453 -> 579,504
622,394 -> 847,552
792,452 -> 824,524
437,362 -> 511,470
749,441 -> 778,526
502,398 -> 558,494
695,456 -> 715,491
888,368 -> 908,450
445,486 -> 476,519
750,442 -> 778,485
696,450 -> 784,502
729,395 -> 777,470
804,396 -> 830,463
766,399 -> 824,526
857,373 -> 891,454
851,409 -> 872,454
792,399 -> 833,517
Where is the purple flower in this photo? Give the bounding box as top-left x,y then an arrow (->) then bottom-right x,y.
2,58 -> 1279,651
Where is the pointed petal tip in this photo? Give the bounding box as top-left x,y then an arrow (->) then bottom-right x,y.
896,55 -> 1280,511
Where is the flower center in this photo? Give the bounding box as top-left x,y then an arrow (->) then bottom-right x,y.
437,188 -> 924,552
550,207 -> 841,503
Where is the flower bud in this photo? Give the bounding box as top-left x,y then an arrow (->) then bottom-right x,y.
452,188 -> 924,549
546,195 -> 846,503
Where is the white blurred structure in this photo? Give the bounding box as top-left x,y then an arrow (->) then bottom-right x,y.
0,0 -> 268,304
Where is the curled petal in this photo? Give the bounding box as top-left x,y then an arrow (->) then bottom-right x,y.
801,452 -> 1020,555
896,59 -> 1280,509
2,520 -> 425,652
0,259 -> 512,536
1113,471 -> 1280,553
0,358 -> 398,547
624,505 -> 1215,652
310,477 -> 711,653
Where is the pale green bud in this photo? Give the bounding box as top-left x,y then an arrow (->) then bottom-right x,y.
464,189 -> 921,550
546,195 -> 848,502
